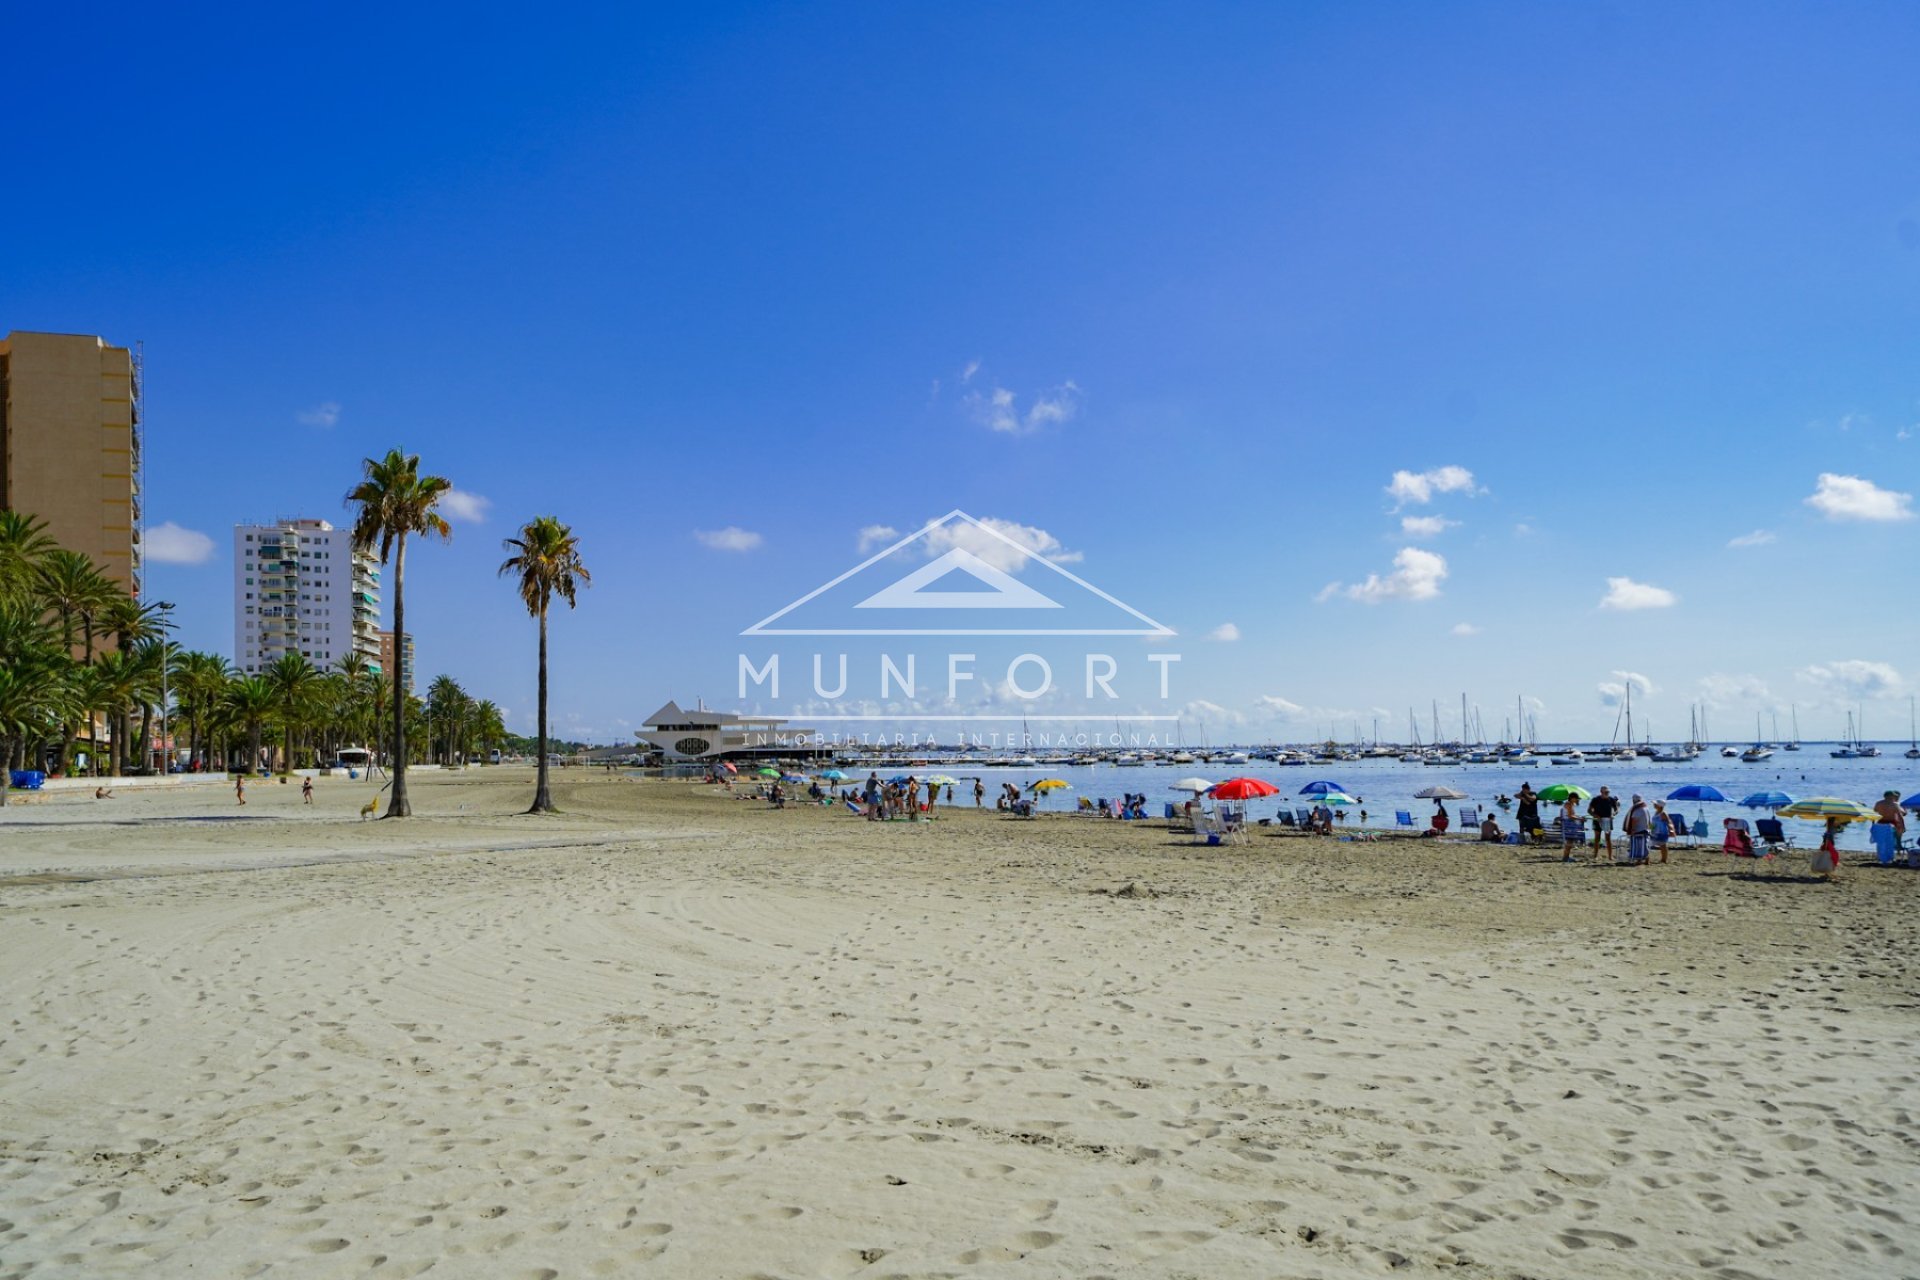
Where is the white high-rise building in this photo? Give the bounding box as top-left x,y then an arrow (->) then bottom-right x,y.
232,518 -> 382,675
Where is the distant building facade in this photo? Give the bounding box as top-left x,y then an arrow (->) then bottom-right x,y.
377,628 -> 415,695
636,700 -> 820,760
232,519 -> 381,674
0,330 -> 141,594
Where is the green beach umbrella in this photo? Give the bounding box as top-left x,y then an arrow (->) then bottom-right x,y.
1536,783 -> 1590,804
756,766 -> 780,778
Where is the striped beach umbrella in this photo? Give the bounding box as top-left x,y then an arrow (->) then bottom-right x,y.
1777,797 -> 1877,823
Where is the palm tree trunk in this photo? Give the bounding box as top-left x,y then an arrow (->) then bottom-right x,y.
530,605 -> 552,813
386,532 -> 412,817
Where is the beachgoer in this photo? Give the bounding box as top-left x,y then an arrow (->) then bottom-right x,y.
1560,793 -> 1580,861
1431,800 -> 1450,833
235,774 -> 246,805
1815,817 -> 1843,878
1515,783 -> 1539,840
1651,799 -> 1673,863
93,786 -> 114,799
1587,786 -> 1619,862
973,779 -> 985,808
302,777 -> 314,804
1479,813 -> 1502,842
1873,790 -> 1907,838
1625,794 -> 1651,864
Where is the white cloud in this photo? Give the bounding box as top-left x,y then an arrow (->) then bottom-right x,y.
1401,515 -> 1458,539
144,520 -> 215,565
1727,529 -> 1776,548
1450,622 -> 1480,636
1599,577 -> 1677,610
1804,473 -> 1914,522
297,401 -> 340,428
1799,660 -> 1903,698
1597,670 -> 1654,708
960,359 -> 981,384
1181,698 -> 1246,728
857,525 -> 900,552
965,380 -> 1081,434
1387,465 -> 1479,507
1024,382 -> 1081,429
1207,622 -> 1241,642
921,516 -> 1080,573
695,526 -> 763,552
439,489 -> 491,523
1513,522 -> 1535,537
1342,547 -> 1449,603
1254,694 -> 1304,717
970,386 -> 1020,433
1697,672 -> 1773,708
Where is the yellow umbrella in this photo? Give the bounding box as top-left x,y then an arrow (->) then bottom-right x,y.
1029,779 -> 1071,792
1777,797 -> 1876,823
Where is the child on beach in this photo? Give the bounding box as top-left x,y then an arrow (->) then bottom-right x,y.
302,777 -> 314,804
235,774 -> 246,805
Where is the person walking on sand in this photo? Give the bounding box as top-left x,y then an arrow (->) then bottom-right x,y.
1587,786 -> 1620,862
1559,792 -> 1581,861
973,778 -> 985,808
235,774 -> 247,806
1625,794 -> 1651,865
302,777 -> 314,805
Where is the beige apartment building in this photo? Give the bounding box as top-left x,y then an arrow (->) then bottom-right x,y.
0,330 -> 141,594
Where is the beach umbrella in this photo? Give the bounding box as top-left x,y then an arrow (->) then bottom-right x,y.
1170,777 -> 1215,793
1777,797 -> 1877,824
1740,790 -> 1794,809
1029,779 -> 1071,792
889,774 -> 912,785
1299,780 -> 1347,796
1211,777 -> 1279,801
817,768 -> 847,781
1414,785 -> 1468,800
926,774 -> 958,787
1904,793 -> 1920,811
1314,792 -> 1357,806
1666,784 -> 1728,803
756,766 -> 780,778
1536,783 -> 1590,804
719,761 -> 738,774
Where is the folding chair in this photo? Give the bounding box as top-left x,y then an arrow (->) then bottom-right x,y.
1755,818 -> 1794,858
1395,810 -> 1415,828
1458,806 -> 1480,829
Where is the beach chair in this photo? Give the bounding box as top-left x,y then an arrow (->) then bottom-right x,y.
1755,818 -> 1793,857
1192,808 -> 1223,845
1395,810 -> 1415,828
1276,810 -> 1297,829
1458,806 -> 1480,829
1294,807 -> 1313,826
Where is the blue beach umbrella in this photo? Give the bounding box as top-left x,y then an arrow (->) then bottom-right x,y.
1902,793 -> 1920,811
1740,790 -> 1794,809
1299,780 -> 1348,796
818,769 -> 847,781
1666,784 -> 1728,803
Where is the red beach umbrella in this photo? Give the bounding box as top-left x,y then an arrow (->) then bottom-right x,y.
1210,777 -> 1279,801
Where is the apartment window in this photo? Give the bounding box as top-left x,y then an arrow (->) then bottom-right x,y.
245,606 -> 254,614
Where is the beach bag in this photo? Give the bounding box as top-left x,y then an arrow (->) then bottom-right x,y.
1810,843 -> 1839,875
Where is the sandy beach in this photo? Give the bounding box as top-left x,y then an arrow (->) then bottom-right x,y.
2,769 -> 1916,1279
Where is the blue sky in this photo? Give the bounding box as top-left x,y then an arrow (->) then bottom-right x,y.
5,3 -> 1917,744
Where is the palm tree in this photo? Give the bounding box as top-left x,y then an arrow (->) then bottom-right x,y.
474,699 -> 506,762
499,516 -> 590,813
222,677 -> 277,775
0,659 -> 74,805
173,651 -> 234,770
35,549 -> 117,661
265,653 -> 322,773
346,449 -> 452,818
0,511 -> 58,601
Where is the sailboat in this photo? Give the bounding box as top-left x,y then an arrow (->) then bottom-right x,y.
1906,695 -> 1920,760
1831,710 -> 1877,758
1740,713 -> 1773,762
1783,706 -> 1801,751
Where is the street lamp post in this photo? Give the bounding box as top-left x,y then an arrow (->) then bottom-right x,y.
155,601 -> 175,775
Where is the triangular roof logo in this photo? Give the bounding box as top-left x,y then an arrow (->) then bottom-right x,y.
743,511 -> 1174,636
